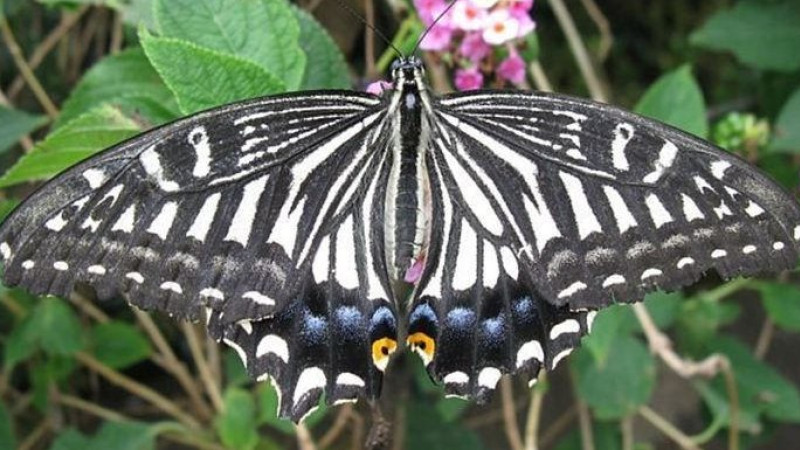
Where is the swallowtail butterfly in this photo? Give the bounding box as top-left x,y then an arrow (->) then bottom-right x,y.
1,56 -> 799,422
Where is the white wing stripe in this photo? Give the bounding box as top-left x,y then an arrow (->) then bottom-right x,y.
559,171 -> 602,239
452,220 -> 478,291
224,175 -> 268,247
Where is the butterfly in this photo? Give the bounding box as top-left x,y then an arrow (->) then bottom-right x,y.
1,55 -> 799,422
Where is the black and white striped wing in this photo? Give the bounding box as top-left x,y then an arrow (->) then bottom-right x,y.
407,90 -> 800,399
0,92 -> 399,421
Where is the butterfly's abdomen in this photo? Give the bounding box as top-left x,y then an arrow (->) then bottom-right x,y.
385,90 -> 431,283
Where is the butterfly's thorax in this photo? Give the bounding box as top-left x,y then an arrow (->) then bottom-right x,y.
384,61 -> 433,284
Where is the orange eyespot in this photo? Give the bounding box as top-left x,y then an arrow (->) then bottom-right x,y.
407,332 -> 436,366
371,338 -> 397,372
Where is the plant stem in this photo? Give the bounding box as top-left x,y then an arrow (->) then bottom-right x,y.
182,322 -> 224,412
523,373 -> 547,450
500,378 -> 525,450
639,405 -> 701,450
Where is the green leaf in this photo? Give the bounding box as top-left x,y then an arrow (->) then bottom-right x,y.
582,304 -> 630,364
770,87 -> 800,153
406,399 -> 485,450
703,336 -> 800,425
758,282 -> 800,332
0,106 -> 47,154
4,313 -> 39,369
56,47 -> 180,129
49,428 -> 92,450
0,401 -> 15,450
90,322 -> 153,369
691,1 -> 800,72
436,397 -> 469,422
572,336 -> 656,419
85,421 -> 158,450
154,0 -> 305,90
676,295 -> 740,356
642,291 -> 683,329
140,30 -> 285,114
635,65 -> 708,138
292,6 -> 350,90
0,105 -> 140,188
0,200 -> 19,222
35,298 -> 84,356
216,388 -> 259,450
257,383 -> 295,434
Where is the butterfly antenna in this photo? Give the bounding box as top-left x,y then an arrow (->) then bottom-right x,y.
412,0 -> 459,55
334,0 -> 403,58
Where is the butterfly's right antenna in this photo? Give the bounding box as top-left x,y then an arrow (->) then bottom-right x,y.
411,0 -> 459,55
334,0 -> 404,58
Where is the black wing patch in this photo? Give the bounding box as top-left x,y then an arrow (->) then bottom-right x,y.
0,91 -> 399,421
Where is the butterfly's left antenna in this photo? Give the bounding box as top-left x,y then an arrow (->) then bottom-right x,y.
333,0 -> 404,58
411,0 -> 459,56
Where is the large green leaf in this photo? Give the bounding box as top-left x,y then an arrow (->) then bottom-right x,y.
140,30 -> 285,114
406,400 -> 485,450
0,105 -> 140,188
635,65 -> 708,139
758,282 -> 800,333
691,1 -> 800,72
0,106 -> 47,155
34,298 -> 85,356
215,388 -> 259,450
48,422 -> 159,450
292,6 -> 350,90
56,47 -> 180,129
154,0 -> 305,90
770,87 -> 800,153
572,336 -> 656,419
90,321 -> 153,369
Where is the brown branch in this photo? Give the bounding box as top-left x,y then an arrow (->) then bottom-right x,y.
75,351 -> 201,429
639,405 -> 702,450
17,419 -> 50,450
56,392 -> 128,422
754,317 -> 775,360
529,61 -> 554,92
523,372 -> 547,450
181,322 -> 224,412
8,6 -> 89,99
319,404 -> 354,449
296,423 -> 317,450
0,16 -> 59,118
578,0 -> 613,61
539,406 -> 577,448
500,378 -> 525,450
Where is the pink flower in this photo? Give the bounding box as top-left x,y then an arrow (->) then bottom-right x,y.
472,0 -> 498,7
454,67 -> 484,91
508,0 -> 534,14
419,25 -> 454,51
366,80 -> 393,96
459,31 -> 491,62
414,0 -> 446,25
452,0 -> 488,31
497,51 -> 526,84
510,8 -> 536,37
482,9 -> 519,45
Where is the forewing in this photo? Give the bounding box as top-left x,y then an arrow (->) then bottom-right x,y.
406,90 -> 800,400
0,91 -> 399,421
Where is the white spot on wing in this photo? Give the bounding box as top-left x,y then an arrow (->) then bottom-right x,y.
126,272 -> 144,283
711,249 -> 727,259
443,371 -> 469,385
45,212 -> 69,232
224,175 -> 268,247
483,241 -> 499,288
188,127 -> 212,178
551,348 -> 573,369
603,186 -> 637,233
0,242 -> 10,260
87,265 -> 106,275
550,319 -> 580,339
312,236 -> 330,283
677,257 -> 695,268
710,160 -> 731,179
611,123 -> 634,171
773,242 -> 785,251
602,274 -> 625,287
293,367 -> 326,404
681,194 -> 704,222
53,261 -> 69,271
744,201 -> 765,218
641,268 -> 662,280
22,260 -> 34,269
147,201 -> 179,240
645,194 -> 673,228
558,281 -> 587,299
335,216 -> 359,290
586,311 -> 597,331
187,193 -> 221,242
242,291 -> 275,306
82,168 -> 106,189
478,367 -> 502,389
256,334 -> 289,362
560,171 -> 602,239
112,204 -> 136,233
516,340 -> 544,368
643,141 -> 677,184
336,372 -> 365,387
742,245 -> 756,254
500,246 -> 519,280
794,225 -> 800,240
452,220 -> 478,291
199,287 -> 224,300
140,146 -> 179,192
160,281 -> 182,294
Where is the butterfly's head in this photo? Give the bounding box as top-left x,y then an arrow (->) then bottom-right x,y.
390,56 -> 425,86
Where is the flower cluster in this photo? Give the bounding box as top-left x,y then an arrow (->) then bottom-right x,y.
415,0 -> 535,90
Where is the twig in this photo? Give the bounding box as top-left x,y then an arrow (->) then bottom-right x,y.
364,0 -> 377,78
539,406 -> 577,448
639,405 -> 702,450
205,332 -> 222,391
319,404 -> 354,449
69,292 -> 110,323
754,317 -> 775,360
529,61 -> 554,92
350,410 -> 365,450
621,415 -> 633,450
547,0 -> 608,102
110,9 -> 124,54
575,397 -> 595,450
578,0 -> 612,61
17,419 -> 50,450
181,322 -> 224,412
0,16 -> 60,118
75,351 -> 201,429
464,398 -> 527,428
524,372 -> 547,450
703,278 -> 750,303
56,392 -> 129,422
8,6 -> 89,99
134,310 -> 213,420
500,378 -> 525,450
720,362 -> 740,450
296,423 -> 317,450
